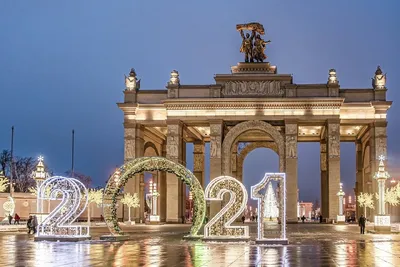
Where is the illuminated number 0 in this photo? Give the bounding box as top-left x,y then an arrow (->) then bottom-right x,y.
38,176 -> 89,237
204,176 -> 249,239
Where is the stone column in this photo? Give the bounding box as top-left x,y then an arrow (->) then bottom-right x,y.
327,121 -> 340,221
355,140 -> 363,218
180,143 -> 187,221
285,122 -> 298,222
320,140 -> 329,219
193,141 -> 205,188
123,124 -> 136,222
166,121 -> 183,222
159,142 -> 167,222
135,125 -> 145,222
209,120 -> 223,217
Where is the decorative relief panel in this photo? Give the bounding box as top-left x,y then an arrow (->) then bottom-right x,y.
168,88 -> 177,98
211,88 -> 220,98
166,136 -> 179,158
222,81 -> 284,96
124,128 -> 136,160
286,88 -> 296,97
285,124 -> 297,135
210,124 -> 222,136
320,143 -> 327,153
375,127 -> 387,137
193,143 -> 204,153
328,124 -> 340,158
210,136 -> 221,159
167,125 -> 179,136
328,87 -> 339,97
285,136 -> 297,159
193,154 -> 204,171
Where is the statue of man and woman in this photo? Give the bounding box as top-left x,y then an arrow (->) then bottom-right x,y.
237,23 -> 271,63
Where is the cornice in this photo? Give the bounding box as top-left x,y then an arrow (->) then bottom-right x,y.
163,98 -> 345,110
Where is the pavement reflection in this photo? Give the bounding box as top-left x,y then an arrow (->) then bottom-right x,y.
0,224 -> 399,266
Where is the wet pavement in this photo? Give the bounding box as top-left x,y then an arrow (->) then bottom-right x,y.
0,223 -> 399,266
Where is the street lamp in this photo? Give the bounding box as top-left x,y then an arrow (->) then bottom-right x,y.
32,156 -> 49,214
373,155 -> 391,232
189,191 -> 193,221
147,180 -> 160,223
336,182 -> 345,223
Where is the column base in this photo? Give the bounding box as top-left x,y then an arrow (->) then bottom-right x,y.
336,215 -> 346,224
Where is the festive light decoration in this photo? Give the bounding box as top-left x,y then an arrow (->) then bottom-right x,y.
0,171 -> 8,192
251,173 -> 287,242
37,176 -> 90,238
357,192 -> 375,217
264,183 -> 279,219
337,183 -> 345,223
102,157 -> 205,237
3,196 -> 15,219
204,176 -> 249,240
31,156 -> 50,214
120,193 -> 140,222
87,189 -> 103,223
146,180 -> 160,222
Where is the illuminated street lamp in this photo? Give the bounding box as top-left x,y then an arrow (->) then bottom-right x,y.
189,191 -> 193,221
336,183 -> 345,223
32,156 -> 49,214
373,155 -> 391,232
147,180 -> 160,223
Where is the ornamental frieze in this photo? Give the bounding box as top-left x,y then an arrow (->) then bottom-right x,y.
222,81 -> 284,96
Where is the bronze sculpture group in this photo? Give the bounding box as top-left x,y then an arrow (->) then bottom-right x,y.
237,22 -> 271,63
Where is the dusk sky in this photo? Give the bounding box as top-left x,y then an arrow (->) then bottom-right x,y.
1,1 -> 399,202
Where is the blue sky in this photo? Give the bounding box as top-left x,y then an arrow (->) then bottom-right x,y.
1,0 -> 399,202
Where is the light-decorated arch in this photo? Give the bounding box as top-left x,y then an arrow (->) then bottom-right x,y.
103,157 -> 206,237
236,142 -> 279,182
222,121 -> 285,175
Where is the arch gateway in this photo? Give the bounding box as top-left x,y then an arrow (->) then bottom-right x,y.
119,25 -> 392,223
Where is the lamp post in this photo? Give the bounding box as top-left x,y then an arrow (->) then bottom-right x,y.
147,180 -> 160,223
31,156 -> 50,223
373,155 -> 391,232
337,182 -> 345,223
189,191 -> 193,221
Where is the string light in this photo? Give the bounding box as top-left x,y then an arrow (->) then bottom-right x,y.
204,176 -> 249,240
36,176 -> 90,239
251,173 -> 287,242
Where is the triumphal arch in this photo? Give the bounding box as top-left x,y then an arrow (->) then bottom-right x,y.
119,23 -> 391,223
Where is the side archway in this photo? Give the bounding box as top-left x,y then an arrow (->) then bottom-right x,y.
222,121 -> 285,175
103,157 -> 205,237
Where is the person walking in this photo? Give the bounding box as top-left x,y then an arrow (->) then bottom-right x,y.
14,213 -> 20,225
241,215 -> 245,224
32,215 -> 38,234
8,214 -> 12,225
27,216 -> 33,234
359,214 -> 366,234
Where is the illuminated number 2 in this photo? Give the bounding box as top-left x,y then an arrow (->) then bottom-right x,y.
204,176 -> 249,239
37,176 -> 89,237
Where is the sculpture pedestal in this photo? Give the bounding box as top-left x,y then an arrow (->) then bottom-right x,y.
145,215 -> 163,225
231,62 -> 277,74
336,215 -> 346,224
374,215 -> 391,233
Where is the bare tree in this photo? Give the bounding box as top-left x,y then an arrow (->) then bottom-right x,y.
0,150 -> 11,176
65,170 -> 92,188
13,157 -> 36,192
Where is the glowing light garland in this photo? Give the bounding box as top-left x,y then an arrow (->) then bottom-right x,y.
102,157 -> 205,237
37,176 -> 90,238
204,176 -> 249,239
251,173 -> 287,242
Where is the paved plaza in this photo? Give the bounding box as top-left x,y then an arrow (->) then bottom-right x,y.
0,224 -> 399,266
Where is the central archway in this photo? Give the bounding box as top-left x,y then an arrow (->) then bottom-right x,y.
103,157 -> 206,237
222,120 -> 285,175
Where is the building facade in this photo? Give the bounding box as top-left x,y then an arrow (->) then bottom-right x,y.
119,60 -> 391,223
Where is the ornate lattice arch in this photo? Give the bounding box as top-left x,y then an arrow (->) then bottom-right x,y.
103,157 -> 206,237
236,142 -> 279,181
222,121 -> 285,175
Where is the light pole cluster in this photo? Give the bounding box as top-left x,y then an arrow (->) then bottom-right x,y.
373,155 -> 391,232
147,180 -> 160,223
336,182 -> 345,223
